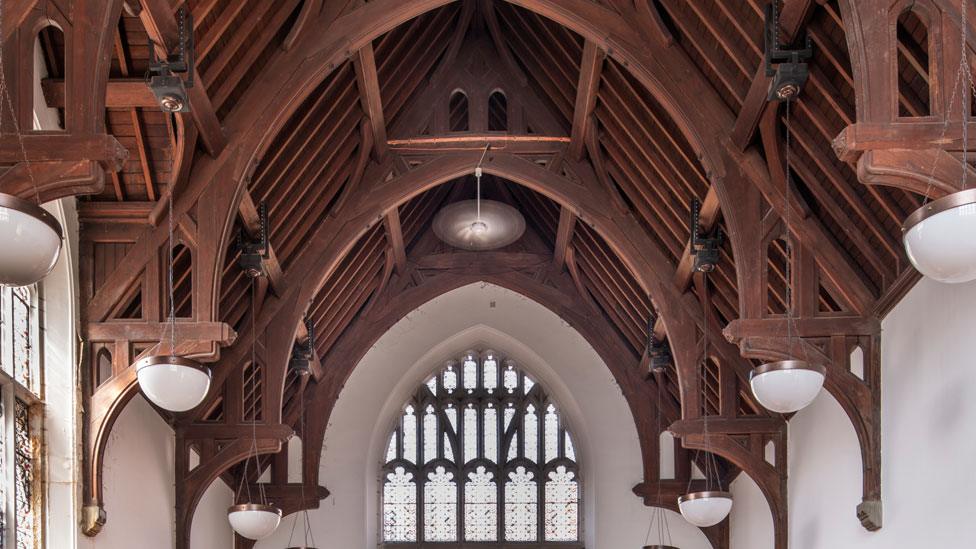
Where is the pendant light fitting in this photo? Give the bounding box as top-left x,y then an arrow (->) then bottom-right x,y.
228,280 -> 282,540
432,145 -> 526,251
0,1 -> 63,287
902,0 -> 976,284
678,272 -> 733,528
136,139 -> 210,413
749,100 -> 826,415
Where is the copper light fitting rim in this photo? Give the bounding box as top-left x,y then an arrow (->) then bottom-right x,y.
643,546 -> 681,549
750,359 -> 826,379
901,188 -> 976,235
678,490 -> 733,504
135,354 -> 212,377
0,192 -> 64,240
227,503 -> 283,516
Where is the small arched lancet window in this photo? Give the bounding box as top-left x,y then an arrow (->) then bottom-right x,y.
171,243 -> 192,318
449,90 -> 470,132
766,235 -> 790,316
896,9 -> 932,117
35,25 -> 66,129
382,350 -> 581,545
488,91 -> 508,131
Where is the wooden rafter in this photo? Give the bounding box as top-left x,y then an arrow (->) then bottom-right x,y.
354,42 -> 389,161
569,40 -> 605,159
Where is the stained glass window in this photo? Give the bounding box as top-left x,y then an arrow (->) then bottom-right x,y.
1,288 -> 38,396
381,350 -> 581,546
0,286 -> 42,549
14,400 -> 35,549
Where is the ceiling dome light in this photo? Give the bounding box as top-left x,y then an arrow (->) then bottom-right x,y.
678,491 -> 733,527
135,355 -> 211,413
227,503 -> 282,540
750,360 -> 826,414
433,199 -> 526,251
0,193 -> 63,286
902,189 -> 976,283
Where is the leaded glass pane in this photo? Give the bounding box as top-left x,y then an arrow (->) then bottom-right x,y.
386,432 -> 397,462
503,363 -> 518,393
463,405 -> 478,462
402,406 -> 417,464
483,405 -> 497,463
524,404 -> 539,463
565,432 -> 576,461
12,288 -> 32,392
15,399 -> 35,549
443,433 -> 454,461
383,467 -> 416,542
444,405 -> 457,433
504,467 -> 537,541
545,404 -> 559,463
462,354 -> 478,392
523,375 -> 535,395
426,376 -> 438,395
443,364 -> 458,393
483,353 -> 498,391
423,467 -> 457,541
464,467 -> 497,541
423,405 -> 438,463
545,466 -> 579,541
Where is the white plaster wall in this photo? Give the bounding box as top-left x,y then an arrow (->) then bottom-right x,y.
254,282 -> 711,549
730,277 -> 976,548
77,395 -> 234,549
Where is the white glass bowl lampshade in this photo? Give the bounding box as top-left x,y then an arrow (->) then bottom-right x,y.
643,546 -> 680,549
432,199 -> 526,251
902,188 -> 976,284
749,360 -> 827,414
227,503 -> 282,540
0,193 -> 63,286
135,355 -> 212,413
678,491 -> 733,527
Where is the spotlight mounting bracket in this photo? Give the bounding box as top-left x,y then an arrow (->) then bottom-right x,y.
764,2 -> 813,102
646,312 -> 672,374
237,202 -> 269,278
146,7 -> 195,113
690,199 -> 723,273
289,316 -> 316,377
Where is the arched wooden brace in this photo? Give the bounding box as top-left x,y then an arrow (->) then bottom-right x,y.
0,0 -> 128,203
681,431 -> 788,549
295,253 -> 728,549
834,0 -> 976,194
730,333 -> 883,531
175,434 -> 291,549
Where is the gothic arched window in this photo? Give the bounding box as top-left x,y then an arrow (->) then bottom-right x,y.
382,350 -> 581,546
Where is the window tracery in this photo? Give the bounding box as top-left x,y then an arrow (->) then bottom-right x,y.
382,350 -> 581,546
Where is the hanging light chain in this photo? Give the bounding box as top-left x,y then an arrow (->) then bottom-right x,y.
0,0 -> 41,205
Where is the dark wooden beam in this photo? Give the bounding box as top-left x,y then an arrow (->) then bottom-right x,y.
383,209 -> 408,273
42,78 -> 158,108
552,206 -> 576,270
569,40 -> 605,160
354,43 -> 388,161
724,316 -> 881,341
669,417 -> 785,437
0,133 -> 127,167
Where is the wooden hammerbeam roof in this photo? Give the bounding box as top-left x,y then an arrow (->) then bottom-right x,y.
5,0 -> 970,547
